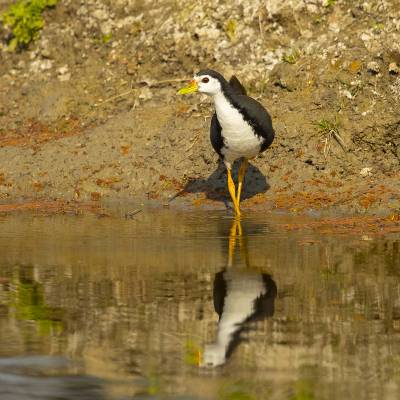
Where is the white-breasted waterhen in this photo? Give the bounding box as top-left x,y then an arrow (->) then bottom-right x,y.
179,69 -> 275,216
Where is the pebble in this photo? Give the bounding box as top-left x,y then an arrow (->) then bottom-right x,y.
93,9 -> 109,21
388,62 -> 399,75
367,61 -> 380,74
341,89 -> 352,99
30,59 -> 53,73
57,66 -> 69,75
41,48 -> 51,58
360,33 -> 371,42
57,65 -> 71,81
126,63 -> 137,75
100,21 -> 113,35
360,167 -> 373,177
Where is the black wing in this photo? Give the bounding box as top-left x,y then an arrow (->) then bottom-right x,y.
229,75 -> 247,95
210,113 -> 224,157
213,271 -> 227,318
230,94 -> 275,151
250,274 -> 277,322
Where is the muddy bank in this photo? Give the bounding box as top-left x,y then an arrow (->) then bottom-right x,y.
0,0 -> 399,215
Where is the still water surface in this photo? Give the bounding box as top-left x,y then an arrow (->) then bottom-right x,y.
0,210 -> 399,399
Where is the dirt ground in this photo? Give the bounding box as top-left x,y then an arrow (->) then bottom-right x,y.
0,0 -> 399,217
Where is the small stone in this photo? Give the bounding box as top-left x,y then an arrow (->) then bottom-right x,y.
41,48 -> 51,58
57,65 -> 69,75
360,33 -> 370,42
367,61 -> 380,74
360,167 -> 373,177
30,59 -> 53,73
93,9 -> 109,21
57,65 -> 70,81
126,63 -> 137,75
389,62 -> 399,75
342,89 -> 352,99
329,23 -> 340,33
39,37 -> 52,58
100,21 -> 113,35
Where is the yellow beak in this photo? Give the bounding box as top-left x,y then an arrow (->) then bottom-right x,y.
178,79 -> 198,95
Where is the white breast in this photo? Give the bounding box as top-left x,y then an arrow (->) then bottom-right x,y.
213,92 -> 263,167
220,269 -> 265,327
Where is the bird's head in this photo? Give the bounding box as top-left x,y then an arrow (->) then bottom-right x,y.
178,70 -> 225,96
200,343 -> 226,367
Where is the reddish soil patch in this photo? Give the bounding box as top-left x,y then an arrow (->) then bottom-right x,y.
0,200 -> 109,216
278,214 -> 400,236
0,117 -> 84,148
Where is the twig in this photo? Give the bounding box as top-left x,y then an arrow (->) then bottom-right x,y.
332,130 -> 346,151
323,129 -> 346,159
184,132 -> 201,152
94,78 -> 189,107
323,135 -> 330,159
124,209 -> 142,219
175,132 -> 201,165
95,89 -> 135,106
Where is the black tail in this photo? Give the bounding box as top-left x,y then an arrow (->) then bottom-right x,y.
229,75 -> 247,96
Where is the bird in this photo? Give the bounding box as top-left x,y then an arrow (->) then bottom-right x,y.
200,219 -> 277,367
178,69 -> 275,216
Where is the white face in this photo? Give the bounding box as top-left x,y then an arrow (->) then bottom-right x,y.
195,74 -> 222,95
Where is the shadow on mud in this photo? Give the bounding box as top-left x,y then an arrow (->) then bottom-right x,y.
183,159 -> 270,206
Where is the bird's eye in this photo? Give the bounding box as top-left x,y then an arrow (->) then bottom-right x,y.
202,77 -> 209,83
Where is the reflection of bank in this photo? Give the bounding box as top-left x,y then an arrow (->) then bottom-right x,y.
201,219 -> 277,367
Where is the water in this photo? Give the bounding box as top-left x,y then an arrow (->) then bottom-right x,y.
0,210 -> 399,400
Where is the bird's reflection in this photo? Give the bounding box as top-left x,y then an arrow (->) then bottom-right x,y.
201,219 -> 277,367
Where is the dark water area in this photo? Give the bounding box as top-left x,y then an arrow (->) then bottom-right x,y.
0,210 -> 399,400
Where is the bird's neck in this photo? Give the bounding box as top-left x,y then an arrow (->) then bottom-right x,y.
212,90 -> 229,105
212,91 -> 237,123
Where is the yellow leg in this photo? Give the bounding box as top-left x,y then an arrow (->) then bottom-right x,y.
227,168 -> 241,216
236,159 -> 248,206
228,219 -> 238,267
228,218 -> 245,267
